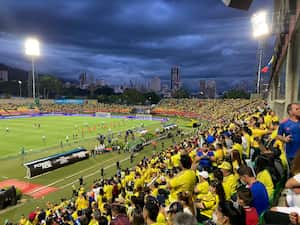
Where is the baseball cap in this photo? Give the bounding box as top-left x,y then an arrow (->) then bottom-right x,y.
218,161 -> 232,170
167,202 -> 183,214
199,171 -> 209,179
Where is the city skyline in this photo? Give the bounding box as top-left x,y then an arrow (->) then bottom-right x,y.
0,0 -> 273,90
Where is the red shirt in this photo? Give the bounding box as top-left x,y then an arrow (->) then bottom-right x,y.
244,207 -> 258,225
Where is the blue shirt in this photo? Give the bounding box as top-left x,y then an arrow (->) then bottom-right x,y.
197,151 -> 214,168
278,119 -> 300,159
250,181 -> 269,215
206,135 -> 215,144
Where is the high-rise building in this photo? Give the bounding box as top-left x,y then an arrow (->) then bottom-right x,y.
95,79 -> 105,86
162,84 -> 171,98
206,80 -> 216,98
171,66 -> 180,91
0,70 -> 8,81
150,76 -> 161,93
79,72 -> 87,89
199,80 -> 206,96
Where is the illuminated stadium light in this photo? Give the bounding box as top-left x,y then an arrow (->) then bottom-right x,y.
251,11 -> 269,38
25,37 -> 40,101
25,38 -> 40,56
251,11 -> 269,94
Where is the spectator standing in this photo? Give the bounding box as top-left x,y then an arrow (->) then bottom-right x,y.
277,103 -> 300,165
168,154 -> 196,202
238,165 -> 269,215
195,143 -> 215,172
218,161 -> 238,200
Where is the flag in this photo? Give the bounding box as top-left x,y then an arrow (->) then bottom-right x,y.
261,56 -> 274,73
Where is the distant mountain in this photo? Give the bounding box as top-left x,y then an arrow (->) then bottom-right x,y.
0,63 -> 29,81
0,63 -> 75,84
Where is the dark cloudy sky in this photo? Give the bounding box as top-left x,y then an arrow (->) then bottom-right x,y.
0,0 -> 273,90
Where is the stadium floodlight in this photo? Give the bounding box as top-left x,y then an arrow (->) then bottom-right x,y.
25,38 -> 40,101
25,38 -> 40,56
251,11 -> 269,94
18,80 -> 22,97
251,11 -> 269,38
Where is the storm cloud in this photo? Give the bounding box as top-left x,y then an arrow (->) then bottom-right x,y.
0,0 -> 274,90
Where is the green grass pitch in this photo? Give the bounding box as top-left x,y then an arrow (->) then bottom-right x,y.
0,115 -> 193,222
0,116 -> 160,158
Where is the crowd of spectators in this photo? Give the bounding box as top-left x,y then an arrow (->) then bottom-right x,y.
152,99 -> 262,122
0,103 -> 39,116
4,101 -> 300,225
39,103 -> 133,114
0,102 -> 133,116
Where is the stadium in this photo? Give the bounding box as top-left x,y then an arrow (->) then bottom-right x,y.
0,99 -> 201,222
0,97 -> 295,225
1,0 -> 300,225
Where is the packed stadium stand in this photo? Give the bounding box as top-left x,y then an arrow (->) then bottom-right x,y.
39,103 -> 133,114
0,104 -> 39,116
2,99 -> 300,225
152,98 -> 262,122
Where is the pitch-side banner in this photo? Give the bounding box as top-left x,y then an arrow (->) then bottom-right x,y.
54,99 -> 85,105
24,148 -> 89,178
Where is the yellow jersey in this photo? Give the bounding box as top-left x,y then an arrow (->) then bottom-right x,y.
195,180 -> 209,199
232,143 -> 243,157
88,218 -> 99,225
171,153 -> 181,167
198,192 -> 219,218
169,169 -> 196,202
104,184 -> 113,201
257,169 -> 274,200
222,174 -> 238,200
75,196 -> 89,210
157,212 -> 167,224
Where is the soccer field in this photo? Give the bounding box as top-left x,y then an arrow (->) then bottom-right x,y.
0,115 -> 193,222
0,130 -> 190,222
0,116 -> 160,158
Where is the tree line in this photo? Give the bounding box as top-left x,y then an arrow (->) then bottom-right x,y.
0,74 -> 250,103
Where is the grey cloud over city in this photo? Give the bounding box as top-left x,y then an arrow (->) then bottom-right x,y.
0,0 -> 274,90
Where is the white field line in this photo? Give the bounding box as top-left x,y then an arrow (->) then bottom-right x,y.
16,122 -> 159,157
58,155 -> 133,190
0,155 -> 133,216
0,202 -> 25,215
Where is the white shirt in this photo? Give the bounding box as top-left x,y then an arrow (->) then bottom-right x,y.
286,173 -> 300,207
183,207 -> 193,215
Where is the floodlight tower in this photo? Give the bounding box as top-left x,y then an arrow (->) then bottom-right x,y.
251,11 -> 270,94
25,38 -> 40,100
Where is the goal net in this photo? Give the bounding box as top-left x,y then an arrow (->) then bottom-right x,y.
95,112 -> 111,118
136,114 -> 152,120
